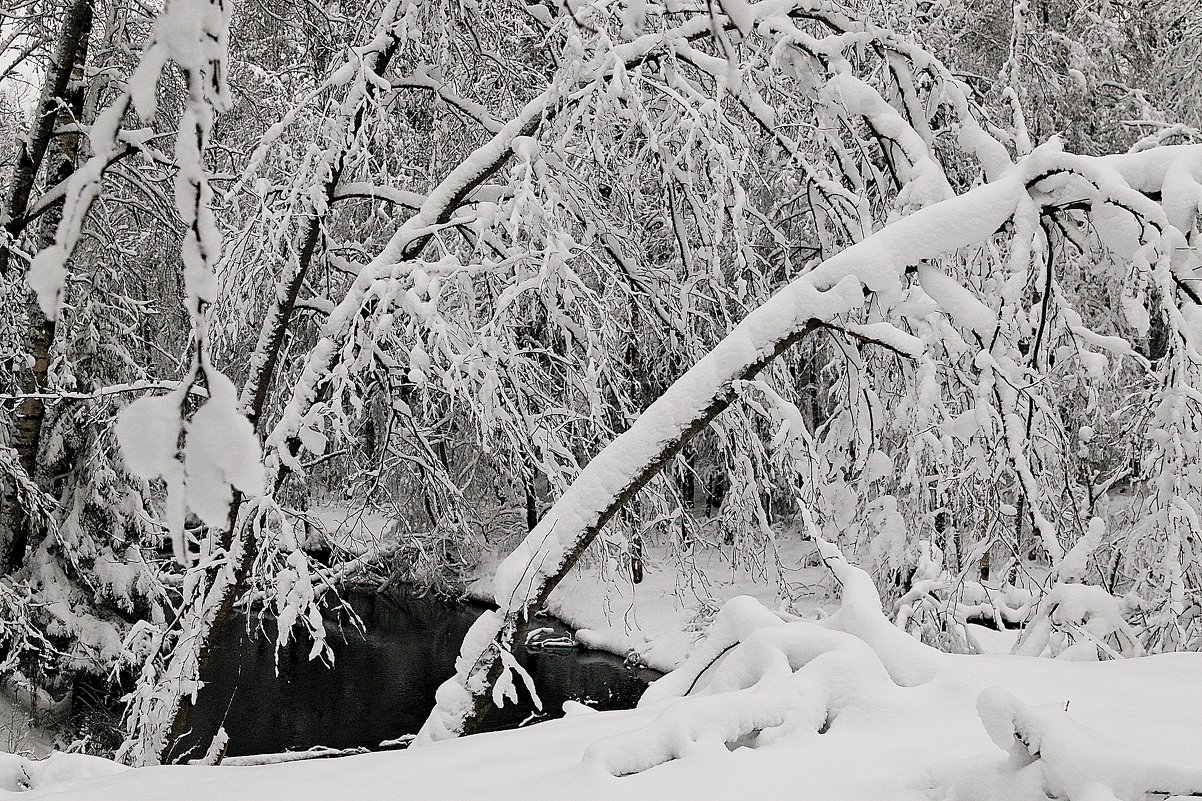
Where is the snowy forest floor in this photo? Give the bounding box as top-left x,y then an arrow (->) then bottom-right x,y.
3,512 -> 1200,799
7,580 -> 1202,799
7,643 -> 1202,801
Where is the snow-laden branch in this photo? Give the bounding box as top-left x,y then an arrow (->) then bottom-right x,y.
412,155 -> 1028,744
262,83 -> 562,469
416,137 -> 1202,742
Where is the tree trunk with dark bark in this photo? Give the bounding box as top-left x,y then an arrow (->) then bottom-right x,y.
0,0 -> 93,574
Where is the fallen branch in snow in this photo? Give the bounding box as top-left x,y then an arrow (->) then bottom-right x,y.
974,687 -> 1202,801
580,543 -> 1202,800
580,538 -> 935,776
219,746 -> 372,767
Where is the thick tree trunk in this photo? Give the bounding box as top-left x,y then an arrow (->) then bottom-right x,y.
0,0 -> 93,574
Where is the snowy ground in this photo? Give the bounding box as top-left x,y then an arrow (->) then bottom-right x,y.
6,540 -> 1201,800
8,609 -> 1202,799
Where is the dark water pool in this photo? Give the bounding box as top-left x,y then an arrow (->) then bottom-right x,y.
185,590 -> 660,757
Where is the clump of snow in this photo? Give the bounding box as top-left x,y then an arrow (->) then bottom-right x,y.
918,263 -> 997,338
181,372 -> 264,524
116,371 -> 262,564
638,594 -> 785,706
964,687 -> 1202,800
1013,582 -> 1142,660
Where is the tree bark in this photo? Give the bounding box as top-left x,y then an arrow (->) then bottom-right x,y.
0,0 -> 93,574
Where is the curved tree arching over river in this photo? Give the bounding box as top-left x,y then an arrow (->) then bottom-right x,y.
416,134 -> 1202,741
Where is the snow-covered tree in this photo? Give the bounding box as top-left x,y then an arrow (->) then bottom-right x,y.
402,0 -> 1202,742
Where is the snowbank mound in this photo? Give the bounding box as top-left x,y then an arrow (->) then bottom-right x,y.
580,541 -> 1202,799
0,751 -> 126,795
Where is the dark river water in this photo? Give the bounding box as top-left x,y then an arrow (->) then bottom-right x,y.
185,590 -> 661,757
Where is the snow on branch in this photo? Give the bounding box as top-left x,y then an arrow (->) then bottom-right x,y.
418,135 -> 1202,742
112,0 -> 262,562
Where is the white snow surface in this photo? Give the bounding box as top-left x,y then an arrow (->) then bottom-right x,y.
0,751 -> 126,795
12,549 -> 1202,801
12,632 -> 1201,801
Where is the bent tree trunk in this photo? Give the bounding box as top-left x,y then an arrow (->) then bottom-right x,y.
419,136 -> 1202,741
414,163 -> 1046,743
0,0 -> 94,574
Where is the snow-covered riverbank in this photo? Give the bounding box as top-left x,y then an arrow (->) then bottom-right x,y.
469,526 -> 835,672
7,545 -> 1201,800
